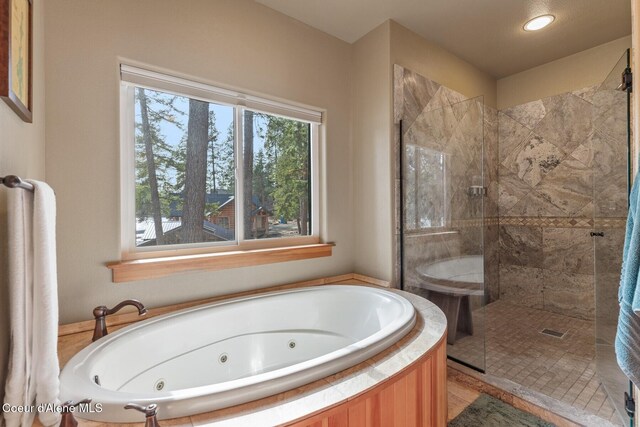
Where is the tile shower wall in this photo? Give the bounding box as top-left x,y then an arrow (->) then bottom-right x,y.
394,65 -> 499,302
497,87 -> 627,320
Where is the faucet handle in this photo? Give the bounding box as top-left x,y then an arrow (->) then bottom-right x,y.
124,403 -> 157,416
62,398 -> 92,411
125,403 -> 160,427
59,399 -> 92,427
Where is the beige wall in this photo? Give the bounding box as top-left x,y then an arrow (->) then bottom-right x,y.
351,22 -> 393,281
498,35 -> 632,109
0,0 -> 46,409
390,21 -> 498,109
45,0 -> 354,323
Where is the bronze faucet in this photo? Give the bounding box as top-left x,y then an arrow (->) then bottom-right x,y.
92,299 -> 147,341
59,398 -> 92,427
125,403 -> 161,427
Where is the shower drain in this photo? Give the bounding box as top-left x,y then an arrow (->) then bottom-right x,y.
540,328 -> 566,339
155,379 -> 165,391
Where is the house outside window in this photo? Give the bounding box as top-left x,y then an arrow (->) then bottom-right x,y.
215,216 -> 230,229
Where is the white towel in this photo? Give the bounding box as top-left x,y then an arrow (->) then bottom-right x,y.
3,181 -> 60,427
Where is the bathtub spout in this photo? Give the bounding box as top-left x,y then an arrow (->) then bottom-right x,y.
92,299 -> 147,342
125,403 -> 160,427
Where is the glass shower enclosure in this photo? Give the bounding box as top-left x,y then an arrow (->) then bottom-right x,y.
399,90 -> 487,372
593,49 -> 632,426
396,50 -> 633,424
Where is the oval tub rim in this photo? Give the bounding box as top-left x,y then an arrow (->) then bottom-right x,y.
60,285 -> 420,413
58,285 -> 447,426
186,287 -> 448,426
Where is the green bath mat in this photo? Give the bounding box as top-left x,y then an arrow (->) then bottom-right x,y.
449,394 -> 555,427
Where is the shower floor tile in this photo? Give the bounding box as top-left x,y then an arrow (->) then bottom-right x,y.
450,300 -> 624,425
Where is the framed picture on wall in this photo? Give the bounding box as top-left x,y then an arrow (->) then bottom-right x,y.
0,0 -> 33,123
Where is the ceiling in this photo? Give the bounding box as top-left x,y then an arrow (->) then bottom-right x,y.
255,0 -> 631,78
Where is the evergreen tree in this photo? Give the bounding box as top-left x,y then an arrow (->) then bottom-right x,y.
218,123 -> 235,193
253,149 -> 272,209
207,109 -> 220,193
263,117 -> 310,235
135,92 -> 312,245
243,111 -> 255,239
135,88 -> 184,243
182,99 -> 209,243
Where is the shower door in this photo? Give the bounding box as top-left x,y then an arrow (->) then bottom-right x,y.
401,95 -> 487,372
593,49 -> 631,426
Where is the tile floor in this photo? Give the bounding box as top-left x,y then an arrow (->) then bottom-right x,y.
450,300 -> 625,425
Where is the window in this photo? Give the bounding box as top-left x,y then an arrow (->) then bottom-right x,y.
120,65 -> 320,257
215,217 -> 230,229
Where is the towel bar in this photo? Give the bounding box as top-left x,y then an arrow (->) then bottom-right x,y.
0,175 -> 34,192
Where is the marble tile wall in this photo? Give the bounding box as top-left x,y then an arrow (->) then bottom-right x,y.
396,64 -> 627,322
394,65 -> 500,303
497,86 -> 628,320
484,107 -> 500,302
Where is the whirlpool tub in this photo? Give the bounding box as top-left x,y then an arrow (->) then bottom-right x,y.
59,285 -> 416,422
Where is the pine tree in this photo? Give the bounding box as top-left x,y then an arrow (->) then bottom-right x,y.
136,91 -> 312,244
253,149 -> 272,207
137,88 -> 164,243
243,111 -> 255,239
182,99 -> 210,243
219,123 -> 235,192
135,88 -> 184,244
207,109 -> 220,193
263,117 -> 310,235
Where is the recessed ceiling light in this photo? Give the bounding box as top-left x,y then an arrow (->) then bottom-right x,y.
524,15 -> 555,31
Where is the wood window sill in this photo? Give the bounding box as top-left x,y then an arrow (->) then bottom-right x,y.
107,243 -> 334,283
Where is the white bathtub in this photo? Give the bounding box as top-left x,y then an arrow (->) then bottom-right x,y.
59,285 -> 416,422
